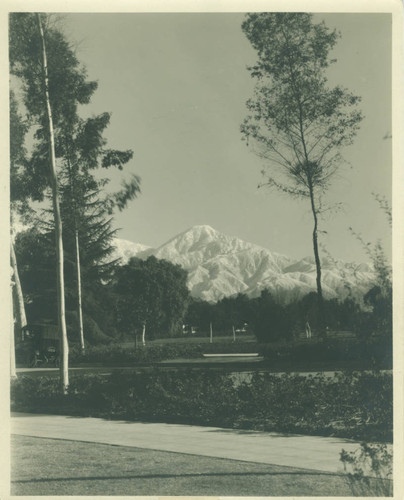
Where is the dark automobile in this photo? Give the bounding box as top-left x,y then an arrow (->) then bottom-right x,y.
16,323 -> 60,367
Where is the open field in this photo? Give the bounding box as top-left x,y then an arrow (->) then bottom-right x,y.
12,435 -> 361,496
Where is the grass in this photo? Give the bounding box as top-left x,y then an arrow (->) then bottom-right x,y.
119,333 -> 256,348
11,435 -> 365,497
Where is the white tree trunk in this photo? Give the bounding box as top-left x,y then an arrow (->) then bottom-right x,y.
10,269 -> 17,379
75,229 -> 85,354
232,325 -> 236,342
210,322 -> 213,343
142,322 -> 146,346
38,14 -> 69,392
10,239 -> 27,336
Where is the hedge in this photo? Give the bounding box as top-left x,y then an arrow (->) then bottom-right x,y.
259,337 -> 392,370
11,369 -> 392,442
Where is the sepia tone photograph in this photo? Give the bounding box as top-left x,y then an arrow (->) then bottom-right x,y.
3,1 -> 403,498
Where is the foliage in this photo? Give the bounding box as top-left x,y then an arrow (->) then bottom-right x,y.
14,228 -> 57,324
241,13 -> 363,325
349,194 -> 392,341
11,370 -> 392,442
241,13 -> 362,196
69,342 -> 202,364
340,443 -> 393,496
9,13 -> 97,201
259,337 -> 392,370
186,289 -> 384,343
249,289 -> 292,342
9,90 -> 33,221
10,13 -> 141,346
114,256 -> 190,338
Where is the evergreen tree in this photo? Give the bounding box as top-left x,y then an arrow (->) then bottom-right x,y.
10,13 -> 140,361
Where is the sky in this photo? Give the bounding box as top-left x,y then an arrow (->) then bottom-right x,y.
58,13 -> 392,262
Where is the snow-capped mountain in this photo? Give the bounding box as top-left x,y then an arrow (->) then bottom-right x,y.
111,225 -> 375,303
110,238 -> 151,263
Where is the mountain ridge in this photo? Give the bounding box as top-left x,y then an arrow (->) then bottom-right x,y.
112,225 -> 375,303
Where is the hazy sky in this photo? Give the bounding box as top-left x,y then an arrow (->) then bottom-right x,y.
61,12 -> 392,262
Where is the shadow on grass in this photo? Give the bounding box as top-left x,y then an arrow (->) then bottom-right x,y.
13,470 -> 338,484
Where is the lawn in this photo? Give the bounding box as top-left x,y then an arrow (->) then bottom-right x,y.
119,333 -> 256,348
11,435 -> 364,496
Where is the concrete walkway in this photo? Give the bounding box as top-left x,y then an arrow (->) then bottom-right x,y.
11,412 -> 383,475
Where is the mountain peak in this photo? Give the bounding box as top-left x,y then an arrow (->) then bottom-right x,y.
112,227 -> 375,303
178,224 -> 219,241
188,224 -> 216,233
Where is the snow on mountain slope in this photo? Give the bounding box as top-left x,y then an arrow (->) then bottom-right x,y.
112,225 -> 375,303
111,238 -> 152,263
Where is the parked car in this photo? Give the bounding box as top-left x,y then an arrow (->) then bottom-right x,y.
16,323 -> 60,367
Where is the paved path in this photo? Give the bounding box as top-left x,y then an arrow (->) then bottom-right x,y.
11,412 -> 381,474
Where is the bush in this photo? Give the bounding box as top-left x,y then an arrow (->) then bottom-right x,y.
69,343 -> 204,365
259,336 -> 392,370
340,443 -> 393,496
11,370 -> 392,442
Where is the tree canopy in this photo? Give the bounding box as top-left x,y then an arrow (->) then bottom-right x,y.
114,256 -> 190,339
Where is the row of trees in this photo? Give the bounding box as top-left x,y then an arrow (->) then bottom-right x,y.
185,285 -> 392,344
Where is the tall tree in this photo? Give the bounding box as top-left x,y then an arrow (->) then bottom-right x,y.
58,111 -> 139,353
37,13 -> 69,390
114,256 -> 190,342
9,90 -> 29,371
241,13 -> 363,331
9,13 -> 98,390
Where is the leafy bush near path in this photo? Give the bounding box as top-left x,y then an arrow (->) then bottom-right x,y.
340,443 -> 393,496
235,371 -> 392,442
11,369 -> 392,442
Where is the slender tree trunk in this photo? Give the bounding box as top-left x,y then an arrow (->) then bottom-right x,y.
142,322 -> 146,346
66,155 -> 85,354
37,14 -> 69,392
210,322 -> 213,343
75,229 -> 85,354
10,273 -> 17,379
10,239 -> 27,336
232,325 -> 236,342
308,183 -> 325,334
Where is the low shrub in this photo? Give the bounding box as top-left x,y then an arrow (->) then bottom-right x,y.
235,371 -> 392,442
340,443 -> 393,496
11,369 -> 392,442
69,343 -> 204,365
259,336 -> 392,370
